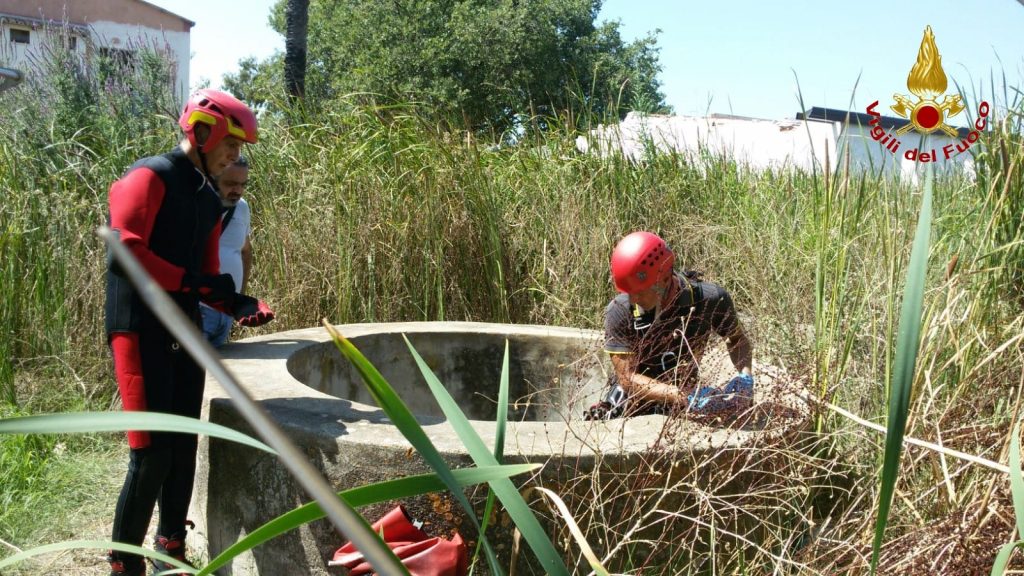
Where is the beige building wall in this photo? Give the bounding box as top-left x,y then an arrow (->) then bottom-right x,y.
0,0 -> 193,104
0,0 -> 192,32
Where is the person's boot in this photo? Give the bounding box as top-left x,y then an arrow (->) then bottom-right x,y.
149,531 -> 193,575
108,551 -> 146,576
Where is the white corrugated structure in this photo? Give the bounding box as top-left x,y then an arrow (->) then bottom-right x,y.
577,110 -> 978,182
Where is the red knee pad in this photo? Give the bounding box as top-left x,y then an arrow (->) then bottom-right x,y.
110,333 -> 150,449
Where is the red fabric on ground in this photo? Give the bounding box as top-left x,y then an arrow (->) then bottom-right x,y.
331,505 -> 468,576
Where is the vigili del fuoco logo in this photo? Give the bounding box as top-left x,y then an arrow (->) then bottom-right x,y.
865,26 -> 989,163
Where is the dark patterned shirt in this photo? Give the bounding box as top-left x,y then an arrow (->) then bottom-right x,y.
604,272 -> 741,386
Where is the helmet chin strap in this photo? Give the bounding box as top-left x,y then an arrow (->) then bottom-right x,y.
632,273 -> 676,315
194,135 -> 219,192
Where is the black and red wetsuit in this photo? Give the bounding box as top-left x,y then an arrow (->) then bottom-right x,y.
105,146 -> 223,566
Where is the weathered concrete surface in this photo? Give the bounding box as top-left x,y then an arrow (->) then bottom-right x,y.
189,322 -> 807,575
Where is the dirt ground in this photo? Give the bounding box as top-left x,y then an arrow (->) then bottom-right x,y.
7,518 -> 169,575
6,526 -> 157,575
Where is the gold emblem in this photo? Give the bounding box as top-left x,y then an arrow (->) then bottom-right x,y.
891,26 -> 965,137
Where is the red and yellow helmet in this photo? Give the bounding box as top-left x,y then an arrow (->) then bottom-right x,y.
610,231 -> 675,294
178,89 -> 257,153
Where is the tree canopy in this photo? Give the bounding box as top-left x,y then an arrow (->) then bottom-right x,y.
224,0 -> 669,133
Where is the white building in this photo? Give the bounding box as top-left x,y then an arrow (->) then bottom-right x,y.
0,0 -> 193,105
578,107 -> 978,182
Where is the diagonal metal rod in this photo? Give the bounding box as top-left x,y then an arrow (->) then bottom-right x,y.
0,66 -> 24,93
98,226 -> 408,575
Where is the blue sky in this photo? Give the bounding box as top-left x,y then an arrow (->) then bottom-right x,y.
149,0 -> 1024,123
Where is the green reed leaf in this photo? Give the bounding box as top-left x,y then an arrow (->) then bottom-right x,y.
870,166 -> 934,574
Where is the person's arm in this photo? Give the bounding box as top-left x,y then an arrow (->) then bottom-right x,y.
726,328 -> 753,375
109,168 -> 186,290
240,234 -> 252,293
609,354 -> 686,406
711,289 -> 752,374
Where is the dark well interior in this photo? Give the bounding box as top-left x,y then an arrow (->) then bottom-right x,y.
286,330 -> 609,421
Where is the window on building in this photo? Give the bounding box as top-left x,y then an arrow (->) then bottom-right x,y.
66,35 -> 77,51
10,28 -> 30,44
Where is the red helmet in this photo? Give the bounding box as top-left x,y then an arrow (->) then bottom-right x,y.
178,89 -> 258,153
610,231 -> 675,293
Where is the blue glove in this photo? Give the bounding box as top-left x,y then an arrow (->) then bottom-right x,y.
724,372 -> 754,397
687,386 -> 724,412
688,373 -> 754,413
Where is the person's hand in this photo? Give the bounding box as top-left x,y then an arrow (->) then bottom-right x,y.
182,273 -> 235,303
585,384 -> 628,420
233,294 -> 275,327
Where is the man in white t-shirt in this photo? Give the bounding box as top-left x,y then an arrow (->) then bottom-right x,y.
201,156 -> 253,347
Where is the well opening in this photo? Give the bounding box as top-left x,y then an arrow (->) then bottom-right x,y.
286,330 -> 608,422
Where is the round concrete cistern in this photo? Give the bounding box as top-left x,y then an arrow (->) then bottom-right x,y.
189,322 -> 809,575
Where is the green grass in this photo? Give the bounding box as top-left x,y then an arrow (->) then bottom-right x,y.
0,433 -> 123,575
0,367 -> 123,564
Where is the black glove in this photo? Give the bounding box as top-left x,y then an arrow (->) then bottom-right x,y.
181,272 -> 235,304
232,293 -> 275,327
584,384 -> 628,420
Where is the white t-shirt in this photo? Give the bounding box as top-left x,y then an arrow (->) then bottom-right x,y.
219,198 -> 250,292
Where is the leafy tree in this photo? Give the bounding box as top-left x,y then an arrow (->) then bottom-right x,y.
225,0 -> 668,133
223,56 -> 284,110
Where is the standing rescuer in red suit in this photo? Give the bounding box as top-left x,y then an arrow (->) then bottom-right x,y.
105,89 -> 275,576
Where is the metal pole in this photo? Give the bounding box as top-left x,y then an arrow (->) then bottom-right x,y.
0,67 -> 24,93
